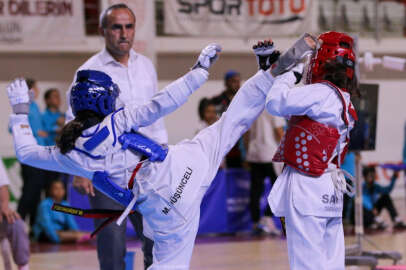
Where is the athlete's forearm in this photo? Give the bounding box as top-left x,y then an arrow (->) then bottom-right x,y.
122,68 -> 208,132
9,114 -> 76,175
10,114 -> 41,164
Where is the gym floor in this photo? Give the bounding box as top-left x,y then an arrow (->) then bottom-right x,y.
4,200 -> 406,270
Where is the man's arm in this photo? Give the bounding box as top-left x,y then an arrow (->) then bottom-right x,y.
376,172 -> 398,194
72,176 -> 95,196
0,158 -> 19,224
0,185 -> 19,224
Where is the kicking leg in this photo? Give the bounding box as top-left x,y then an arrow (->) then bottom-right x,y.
193,70 -> 274,183
148,208 -> 201,270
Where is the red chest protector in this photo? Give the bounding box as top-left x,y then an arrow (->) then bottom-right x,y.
272,81 -> 358,177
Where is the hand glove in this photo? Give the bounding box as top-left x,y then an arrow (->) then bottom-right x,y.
253,39 -> 281,71
192,43 -> 222,71
7,78 -> 30,114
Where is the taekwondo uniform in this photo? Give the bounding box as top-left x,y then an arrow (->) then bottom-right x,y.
10,68 -> 275,269
266,70 -> 357,270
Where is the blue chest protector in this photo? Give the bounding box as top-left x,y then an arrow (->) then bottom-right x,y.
85,128 -> 168,209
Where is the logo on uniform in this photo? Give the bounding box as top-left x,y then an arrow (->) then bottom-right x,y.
162,166 -> 193,215
321,194 -> 340,204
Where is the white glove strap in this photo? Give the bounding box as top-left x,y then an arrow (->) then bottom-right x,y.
12,103 -> 30,114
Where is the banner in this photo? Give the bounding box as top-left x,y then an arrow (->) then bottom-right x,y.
0,0 -> 85,44
198,168 -> 281,234
164,0 -> 314,37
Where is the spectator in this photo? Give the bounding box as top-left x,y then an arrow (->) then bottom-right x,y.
362,166 -> 406,230
17,78 -> 48,226
0,159 -> 30,270
211,70 -> 241,114
42,88 -> 65,146
33,179 -> 90,243
247,112 -> 285,236
197,98 -> 224,169
197,98 -> 218,132
210,70 -> 247,168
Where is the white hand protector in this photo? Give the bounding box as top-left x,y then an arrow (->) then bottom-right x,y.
271,33 -> 317,76
192,43 -> 222,70
253,39 -> 281,71
7,78 -> 30,114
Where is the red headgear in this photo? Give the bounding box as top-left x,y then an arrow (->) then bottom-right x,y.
306,31 -> 356,86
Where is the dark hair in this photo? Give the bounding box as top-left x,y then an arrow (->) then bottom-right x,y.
362,165 -> 375,179
25,78 -> 36,90
198,98 -> 215,121
56,110 -> 104,154
44,88 -> 59,101
46,179 -> 64,197
322,60 -> 360,97
99,3 -> 136,29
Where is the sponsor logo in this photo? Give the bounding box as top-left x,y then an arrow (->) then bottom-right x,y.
162,207 -> 170,215
321,194 -> 340,204
322,194 -> 342,212
53,205 -> 83,216
177,0 -> 306,18
5,1 -> 73,16
162,166 -> 193,215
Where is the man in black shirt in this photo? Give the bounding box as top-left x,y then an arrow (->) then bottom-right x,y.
210,70 -> 246,168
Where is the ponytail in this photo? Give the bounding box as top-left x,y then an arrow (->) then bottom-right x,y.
56,111 -> 103,154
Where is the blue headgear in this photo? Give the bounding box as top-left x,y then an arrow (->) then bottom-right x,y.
70,70 -> 119,117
